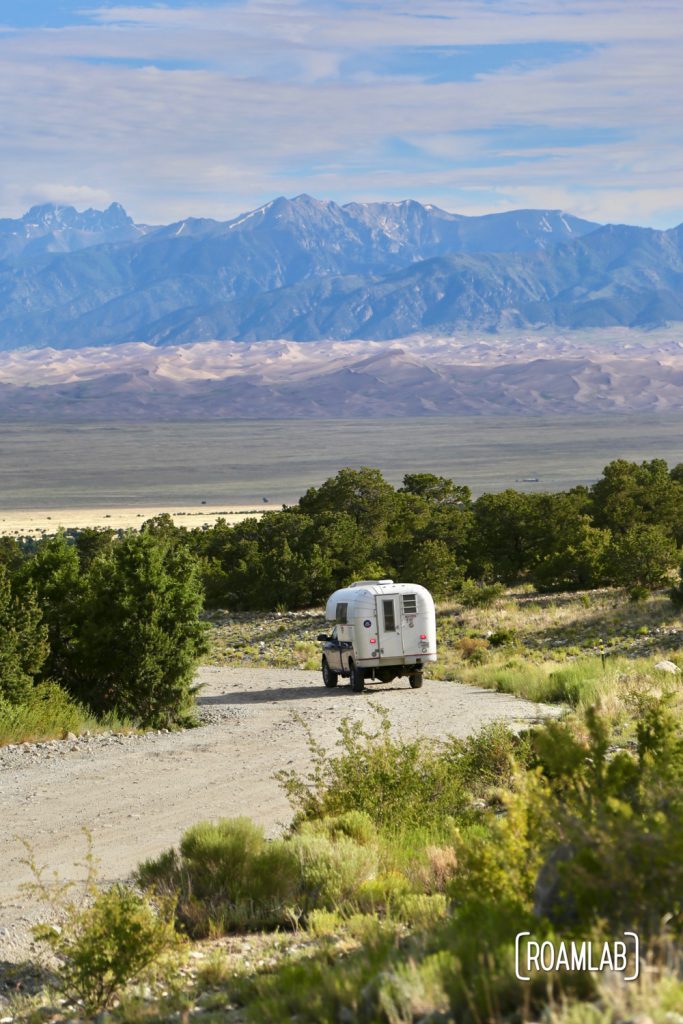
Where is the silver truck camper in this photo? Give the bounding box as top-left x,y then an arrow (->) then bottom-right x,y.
316,580 -> 437,692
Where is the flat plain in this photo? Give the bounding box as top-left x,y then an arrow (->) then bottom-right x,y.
0,505 -> 263,538
1,414 -> 682,516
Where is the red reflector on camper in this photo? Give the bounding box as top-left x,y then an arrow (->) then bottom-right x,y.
370,638 -> 377,644
420,634 -> 427,640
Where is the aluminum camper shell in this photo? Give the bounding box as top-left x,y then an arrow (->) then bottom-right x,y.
319,580 -> 437,690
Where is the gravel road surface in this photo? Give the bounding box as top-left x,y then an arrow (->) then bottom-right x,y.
0,667 -> 558,964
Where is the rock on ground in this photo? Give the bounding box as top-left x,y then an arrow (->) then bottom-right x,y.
654,659 -> 680,674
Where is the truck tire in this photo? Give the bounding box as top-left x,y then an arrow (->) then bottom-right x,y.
322,657 -> 338,688
409,672 -> 423,689
349,662 -> 365,693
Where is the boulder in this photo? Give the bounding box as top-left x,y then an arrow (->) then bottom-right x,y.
654,660 -> 680,674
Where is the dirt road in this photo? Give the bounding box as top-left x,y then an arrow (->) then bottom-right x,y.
0,667 -> 558,962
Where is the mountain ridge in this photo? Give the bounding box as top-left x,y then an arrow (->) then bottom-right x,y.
1,195 -> 683,348
0,201 -> 148,263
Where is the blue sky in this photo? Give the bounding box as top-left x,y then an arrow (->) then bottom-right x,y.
1,1 -> 682,226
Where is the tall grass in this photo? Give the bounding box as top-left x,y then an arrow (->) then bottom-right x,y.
442,652 -> 683,712
0,682 -> 135,746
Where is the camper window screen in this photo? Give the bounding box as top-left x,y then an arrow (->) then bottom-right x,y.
383,599 -> 396,631
402,594 -> 418,615
336,602 -> 348,624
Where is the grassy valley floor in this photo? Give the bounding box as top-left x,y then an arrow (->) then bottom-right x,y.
2,414 -> 683,509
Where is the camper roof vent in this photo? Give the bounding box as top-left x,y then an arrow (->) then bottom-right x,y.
350,579 -> 394,587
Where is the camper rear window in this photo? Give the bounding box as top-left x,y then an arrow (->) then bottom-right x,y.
336,602 -> 348,624
382,599 -> 396,631
402,594 -> 418,615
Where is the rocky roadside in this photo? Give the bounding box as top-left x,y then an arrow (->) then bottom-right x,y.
0,931 -> 349,1023
0,700 -> 239,772
205,608 -> 325,669
0,729 -> 174,772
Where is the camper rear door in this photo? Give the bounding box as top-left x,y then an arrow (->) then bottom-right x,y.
377,595 -> 403,659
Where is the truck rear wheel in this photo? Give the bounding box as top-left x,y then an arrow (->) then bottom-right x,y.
322,657 -> 338,688
349,662 -> 365,693
409,672 -> 423,689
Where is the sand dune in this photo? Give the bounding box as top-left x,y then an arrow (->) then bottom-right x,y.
0,329 -> 682,420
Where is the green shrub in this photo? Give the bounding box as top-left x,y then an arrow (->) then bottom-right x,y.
138,818 -> 300,936
28,838 -> 178,1013
455,721 -> 529,794
448,783 -> 544,913
488,627 -> 519,647
458,579 -> 505,608
355,872 -> 412,915
528,698 -> 683,934
136,846 -> 178,894
277,709 -> 472,831
35,885 -> 178,1013
393,892 -> 448,929
291,831 -> 378,913
298,810 -> 377,846
75,532 -> 209,727
138,816 -> 379,936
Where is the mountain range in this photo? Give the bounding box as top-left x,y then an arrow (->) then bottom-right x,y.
0,194 -> 651,349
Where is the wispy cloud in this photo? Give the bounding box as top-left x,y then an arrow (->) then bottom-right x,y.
1,0 -> 682,225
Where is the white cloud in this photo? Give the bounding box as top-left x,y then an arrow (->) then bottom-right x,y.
0,0 -> 682,225
1,183 -> 113,210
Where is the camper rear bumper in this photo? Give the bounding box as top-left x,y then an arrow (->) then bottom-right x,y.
357,653 -> 437,667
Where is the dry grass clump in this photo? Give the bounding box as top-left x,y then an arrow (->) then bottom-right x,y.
455,636 -> 490,661
409,845 -> 458,895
